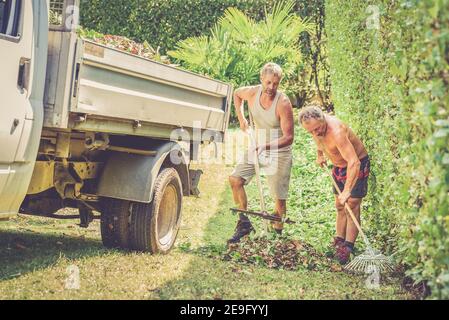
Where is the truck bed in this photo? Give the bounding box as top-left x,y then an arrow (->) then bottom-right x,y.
44,30 -> 232,141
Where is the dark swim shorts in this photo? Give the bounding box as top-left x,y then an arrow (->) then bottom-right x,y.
332,156 -> 370,199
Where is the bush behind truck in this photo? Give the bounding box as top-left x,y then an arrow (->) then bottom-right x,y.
0,0 -> 232,253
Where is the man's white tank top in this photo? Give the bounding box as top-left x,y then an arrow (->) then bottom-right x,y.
250,86 -> 292,153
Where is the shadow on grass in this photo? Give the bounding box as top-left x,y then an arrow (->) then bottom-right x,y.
0,229 -> 107,281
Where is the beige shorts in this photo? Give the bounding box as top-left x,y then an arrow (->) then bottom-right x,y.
231,148 -> 293,200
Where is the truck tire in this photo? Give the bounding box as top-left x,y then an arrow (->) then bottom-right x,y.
130,168 -> 182,254
100,199 -> 132,248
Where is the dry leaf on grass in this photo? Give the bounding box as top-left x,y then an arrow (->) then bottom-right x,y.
225,237 -> 341,272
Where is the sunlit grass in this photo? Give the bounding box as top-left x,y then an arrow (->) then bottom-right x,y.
0,126 -> 411,300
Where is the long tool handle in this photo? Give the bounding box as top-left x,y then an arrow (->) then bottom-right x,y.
247,128 -> 266,213
231,208 -> 296,224
248,112 -> 269,231
325,169 -> 373,250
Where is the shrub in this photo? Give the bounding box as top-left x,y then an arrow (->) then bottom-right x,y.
80,0 -> 294,53
168,1 -> 313,96
326,0 -> 449,298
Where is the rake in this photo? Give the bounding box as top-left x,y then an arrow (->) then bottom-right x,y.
324,168 -> 395,274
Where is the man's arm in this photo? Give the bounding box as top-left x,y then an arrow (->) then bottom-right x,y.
314,139 -> 327,167
334,127 -> 361,204
234,86 -> 257,132
260,96 -> 294,151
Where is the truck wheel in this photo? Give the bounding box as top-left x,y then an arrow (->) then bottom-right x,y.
100,199 -> 131,248
130,168 -> 182,254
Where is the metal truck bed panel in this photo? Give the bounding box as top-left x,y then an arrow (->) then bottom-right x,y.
43,34 -> 232,140
76,55 -> 226,130
43,29 -> 77,128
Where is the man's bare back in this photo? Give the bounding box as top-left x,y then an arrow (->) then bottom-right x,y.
314,115 -> 368,168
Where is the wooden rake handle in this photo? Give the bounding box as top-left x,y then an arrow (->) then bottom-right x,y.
247,112 -> 269,231
324,168 -> 371,246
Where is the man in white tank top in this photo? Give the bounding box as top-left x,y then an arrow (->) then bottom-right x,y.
228,63 -> 295,244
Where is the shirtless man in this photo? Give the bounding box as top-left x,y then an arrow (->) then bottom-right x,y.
299,105 -> 370,264
228,63 -> 294,244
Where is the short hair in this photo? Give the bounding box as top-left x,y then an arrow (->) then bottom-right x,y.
299,105 -> 325,124
260,62 -> 283,79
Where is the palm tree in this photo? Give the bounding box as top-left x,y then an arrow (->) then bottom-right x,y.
168,0 -> 313,88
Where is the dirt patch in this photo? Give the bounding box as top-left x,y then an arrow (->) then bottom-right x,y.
401,276 -> 431,300
224,237 -> 344,272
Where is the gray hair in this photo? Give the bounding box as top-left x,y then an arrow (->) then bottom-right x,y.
260,62 -> 283,79
299,105 -> 325,124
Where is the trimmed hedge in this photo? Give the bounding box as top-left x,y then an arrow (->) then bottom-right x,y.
80,0 -> 296,53
326,0 -> 449,298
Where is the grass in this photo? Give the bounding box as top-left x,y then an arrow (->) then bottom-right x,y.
0,126 -> 412,300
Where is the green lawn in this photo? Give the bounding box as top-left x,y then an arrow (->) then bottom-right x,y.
0,126 -> 412,300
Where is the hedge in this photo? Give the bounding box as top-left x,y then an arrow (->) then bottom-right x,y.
80,0 -> 302,53
326,0 -> 449,298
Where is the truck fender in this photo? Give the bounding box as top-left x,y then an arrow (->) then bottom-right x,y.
96,141 -> 190,203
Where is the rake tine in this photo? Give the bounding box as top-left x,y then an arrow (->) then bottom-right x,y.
344,251 -> 395,274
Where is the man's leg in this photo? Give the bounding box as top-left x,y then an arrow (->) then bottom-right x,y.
228,176 -> 254,243
273,199 -> 287,231
345,197 -> 362,244
335,195 -> 347,240
328,195 -> 346,257
267,153 -> 292,233
229,176 -> 250,223
335,197 -> 362,264
229,176 -> 248,211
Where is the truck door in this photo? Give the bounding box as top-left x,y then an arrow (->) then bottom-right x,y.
0,0 -> 35,214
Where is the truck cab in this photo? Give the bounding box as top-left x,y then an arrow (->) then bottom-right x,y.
0,0 -> 47,220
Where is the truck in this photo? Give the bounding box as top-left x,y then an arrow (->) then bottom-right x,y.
0,0 -> 232,253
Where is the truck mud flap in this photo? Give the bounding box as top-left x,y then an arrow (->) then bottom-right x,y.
189,169 -> 203,197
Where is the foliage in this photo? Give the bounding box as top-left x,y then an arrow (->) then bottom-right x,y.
80,0 -> 297,54
79,0 -> 329,107
224,236 -> 344,272
49,9 -> 62,25
77,28 -> 172,65
291,1 -> 331,109
326,0 -> 449,299
168,1 -> 313,97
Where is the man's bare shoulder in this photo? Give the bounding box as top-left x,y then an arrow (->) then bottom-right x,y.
235,85 -> 260,99
327,116 -> 348,138
279,92 -> 292,107
277,93 -> 293,114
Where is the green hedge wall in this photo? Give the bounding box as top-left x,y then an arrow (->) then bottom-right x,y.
326,0 -> 449,298
80,0 -> 301,53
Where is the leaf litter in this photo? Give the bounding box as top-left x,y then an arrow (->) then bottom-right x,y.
224,236 -> 343,272
78,29 -> 174,66
181,235 -> 343,272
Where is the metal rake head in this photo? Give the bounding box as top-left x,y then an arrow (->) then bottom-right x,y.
344,251 -> 396,274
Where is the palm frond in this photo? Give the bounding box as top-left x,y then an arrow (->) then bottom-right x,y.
218,7 -> 255,43
169,0 -> 313,87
